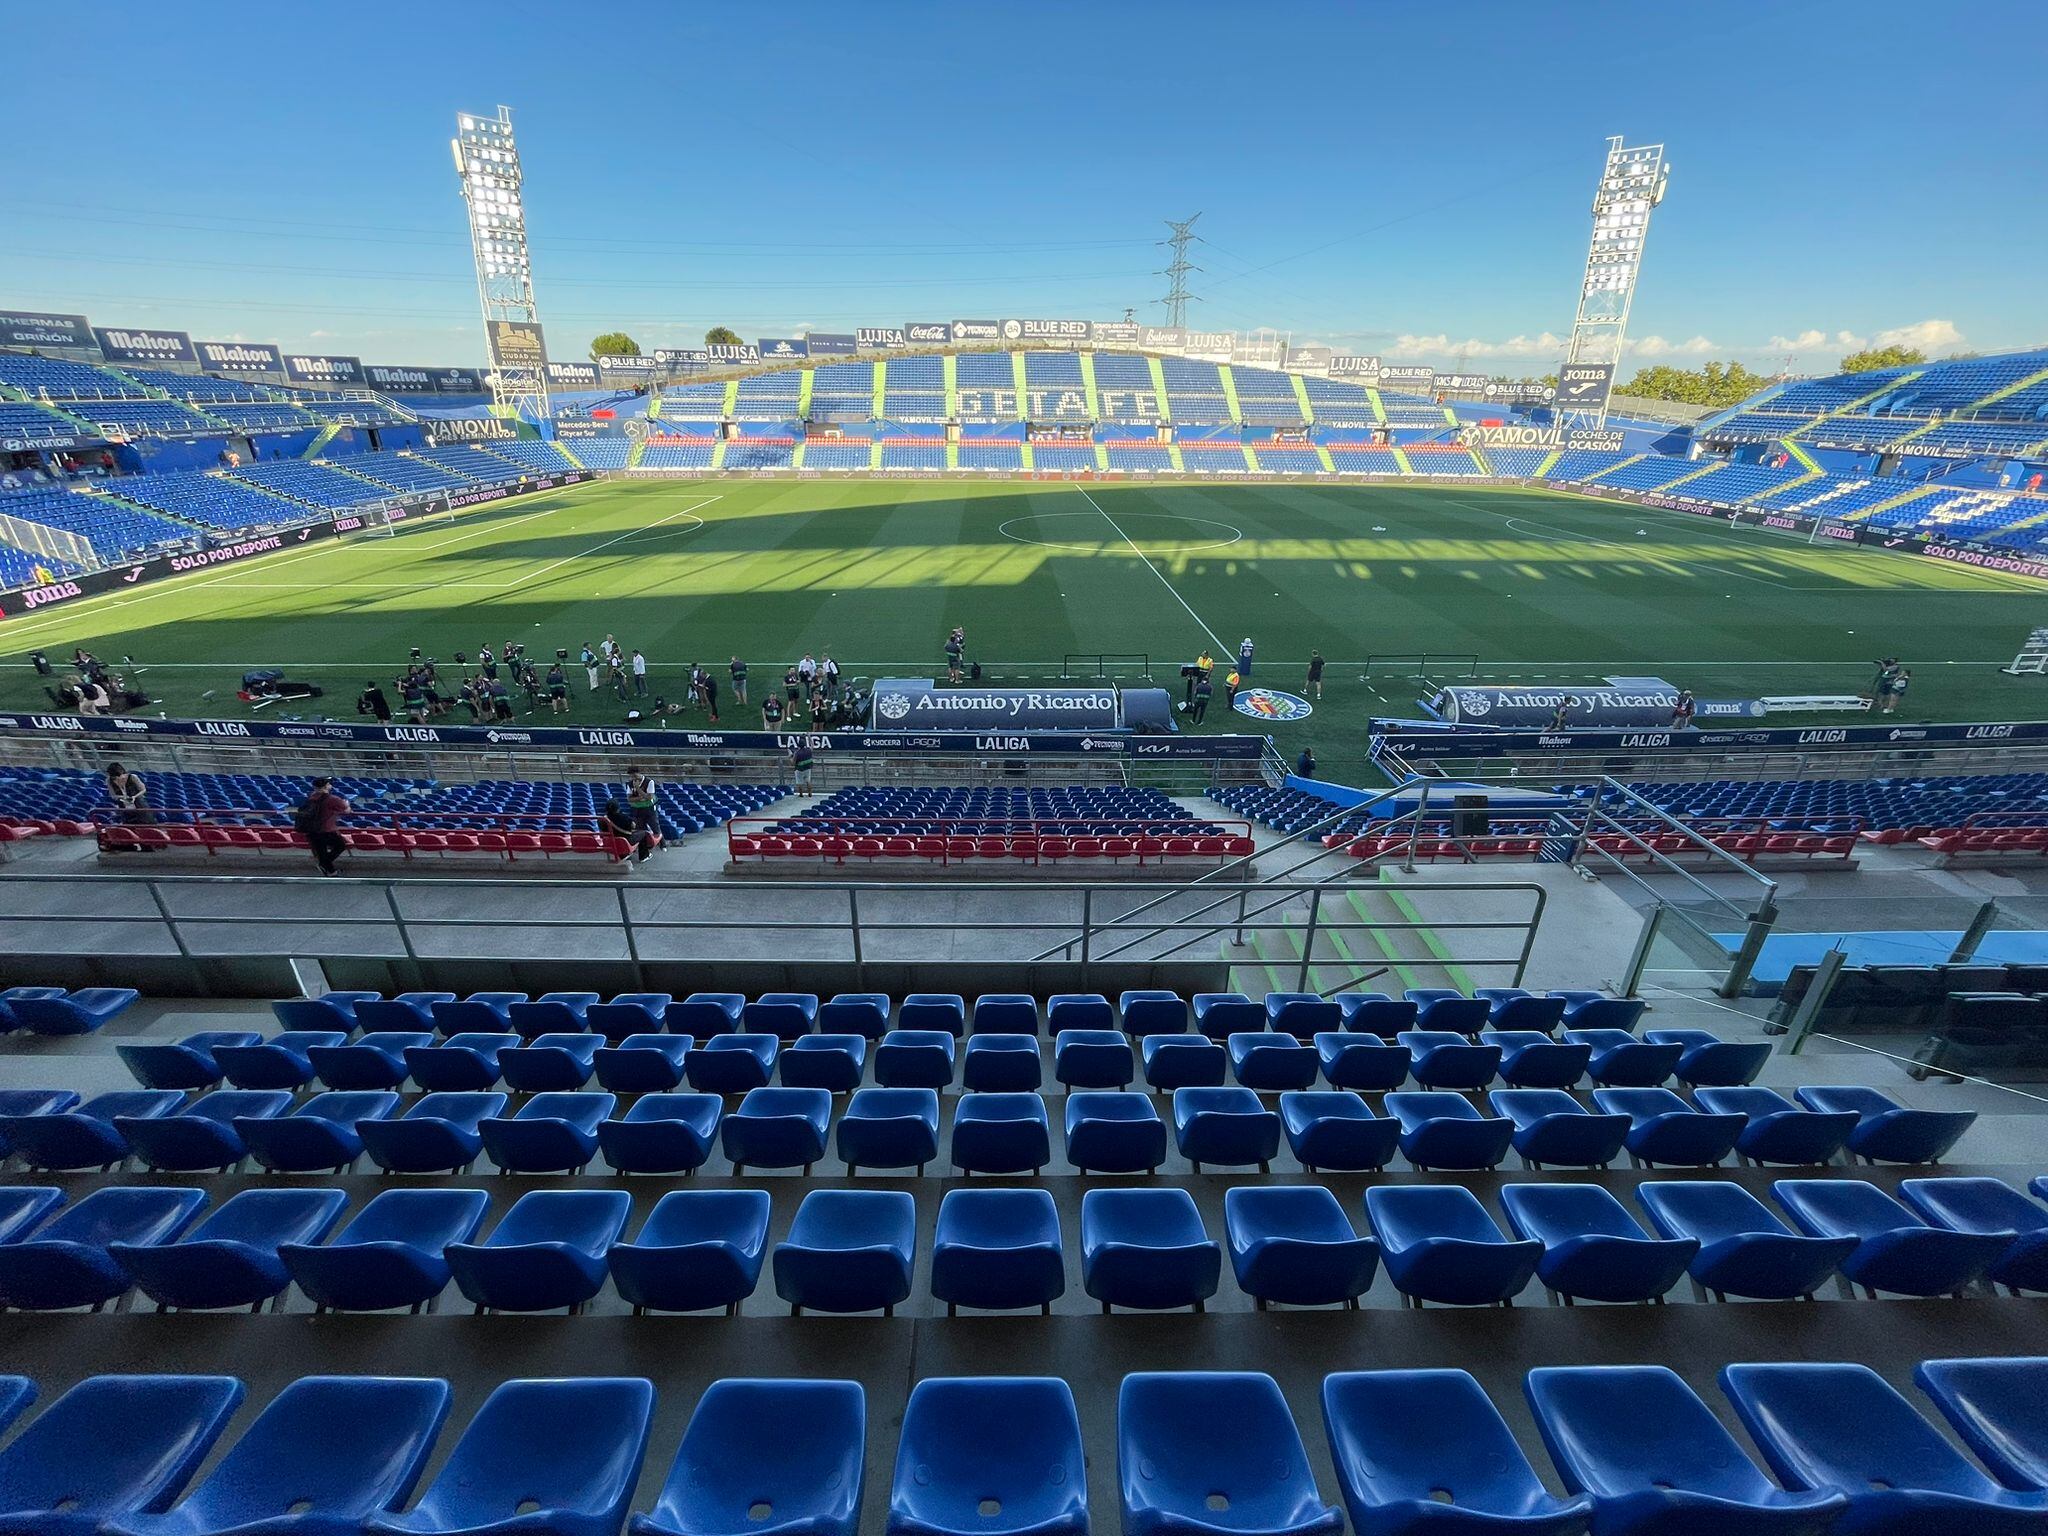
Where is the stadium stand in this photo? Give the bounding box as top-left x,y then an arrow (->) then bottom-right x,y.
808,362 -> 875,422
1483,447 -> 1551,477
0,485 -> 192,559
341,454 -> 473,494
1091,353 -> 1162,421
486,439 -> 579,474
881,355 -> 947,421
569,438 -> 631,469
0,354 -> 150,399
227,459 -> 387,510
658,382 -> 727,418
1160,358 -> 1231,424
99,472 -> 310,533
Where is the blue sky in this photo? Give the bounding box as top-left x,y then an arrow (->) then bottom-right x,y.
4,0 -> 2042,374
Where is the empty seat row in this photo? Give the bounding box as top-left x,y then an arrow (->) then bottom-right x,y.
0,985 -> 137,1035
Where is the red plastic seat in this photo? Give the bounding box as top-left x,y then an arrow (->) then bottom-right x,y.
1010,836 -> 1039,858
914,836 -> 946,861
1164,836 -> 1197,857
819,836 -> 854,863
473,832 -> 508,852
1071,837 -> 1103,859
852,837 -> 884,860
1101,836 -> 1135,861
789,836 -> 823,857
1039,837 -> 1069,862
945,837 -> 975,860
1133,836 -> 1164,861
881,836 -> 915,858
534,833 -> 570,853
567,832 -> 607,853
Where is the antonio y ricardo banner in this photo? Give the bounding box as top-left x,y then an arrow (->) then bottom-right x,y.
195,341 -> 283,377
0,310 -> 93,350
485,319 -> 548,373
756,337 -> 809,363
282,354 -> 364,387
92,327 -> 196,365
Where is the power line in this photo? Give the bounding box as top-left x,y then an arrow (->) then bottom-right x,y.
1158,214 -> 1201,328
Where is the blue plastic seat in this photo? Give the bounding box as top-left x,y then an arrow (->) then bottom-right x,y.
1634,1179 -> 1856,1300
360,1091 -> 507,1174
610,1188 -> 771,1315
118,1090 -> 295,1172
106,1375 -> 452,1536
1277,1091 -> 1398,1171
1915,1357 -> 2048,1492
1225,1185 -> 1379,1308
1547,991 -> 1646,1031
1565,1029 -> 1681,1088
1794,1085 -> 1975,1164
403,1032 -> 520,1093
272,989 -> 380,1032
0,1185 -> 208,1310
1900,1176 -> 2048,1292
1500,1182 -> 1698,1304
0,1187 -> 61,1246
780,1033 -> 868,1091
357,992 -> 460,1033
1313,1032 -> 1409,1091
972,994 -> 1039,1035
1695,1086 -> 1855,1166
0,1090 -> 79,1157
422,992 -> 524,1037
446,1188 -> 632,1313
874,1029 -> 957,1088
499,1032 -> 604,1093
117,1032 -> 263,1092
932,1187 -> 1066,1313
686,1033 -> 780,1093
594,1034 -> 691,1093
722,1086 -> 832,1171
1064,1092 -> 1167,1174
1267,993 -> 1342,1040
1593,1087 -> 1744,1167
1195,992 -> 1268,1039
1332,992 -> 1416,1040
900,993 -> 967,1035
13,986 -> 140,1035
1488,1088 -> 1630,1169
0,1373 -> 245,1536
1141,1033 -> 1227,1090
669,992 -> 746,1038
1772,1177 -> 2009,1297
506,990 -> 601,1039
1524,1365 -> 1846,1536
236,1090 -> 399,1173
1229,1032 -> 1320,1090
744,991 -> 821,1041
1118,1372 -> 1341,1536
1121,990 -> 1189,1035
1482,1030 -> 1590,1089
1321,1369 -> 1594,1536
478,1090 -> 614,1174
1174,1086 -> 1281,1170
4,1088 -> 186,1171
598,1092 -> 723,1175
1056,1029 -> 1135,1089
587,992 -> 673,1044
1048,993 -> 1115,1031
1644,1028 -> 1771,1087
1081,1188 -> 1220,1311
309,1031 -> 433,1091
214,1032 -> 346,1091
1405,990 -> 1490,1036
892,1377 -> 1083,1536
964,1034 -> 1044,1092
954,1092 -> 1053,1173
1384,1091 -> 1515,1171
367,1376 -> 653,1535
282,1187 -> 490,1313
773,1188 -> 917,1314
633,1378 -> 863,1536
836,1087 -> 941,1173
1721,1361 -> 2048,1536
113,1187 -> 348,1312
818,992 -> 891,1038
0,986 -> 66,1032
1397,1031 -> 1501,1090
1365,1185 -> 1542,1307
1474,987 -> 1567,1034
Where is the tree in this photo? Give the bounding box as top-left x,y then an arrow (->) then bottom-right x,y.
588,332 -> 641,360
1838,344 -> 1925,374
1619,360 -> 1774,408
704,326 -> 743,347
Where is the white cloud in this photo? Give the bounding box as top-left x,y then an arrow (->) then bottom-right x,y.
1386,331 -> 1566,359
1873,318 -> 1965,352
1626,334 -> 1718,358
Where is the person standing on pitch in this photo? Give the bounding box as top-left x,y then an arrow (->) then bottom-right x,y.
631,649 -> 648,697
784,662 -> 802,713
546,659 -> 569,714
1306,650 -> 1325,700
730,656 -> 748,706
581,643 -> 600,691
821,652 -> 841,694
1224,668 -> 1240,710
762,691 -> 784,731
1883,668 -> 1911,713
1190,670 -> 1213,724
1186,649 -> 1213,708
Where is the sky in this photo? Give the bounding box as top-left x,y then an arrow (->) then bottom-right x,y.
3,0 -> 2043,376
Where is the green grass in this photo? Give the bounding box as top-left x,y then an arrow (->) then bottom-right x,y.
13,475 -> 2048,780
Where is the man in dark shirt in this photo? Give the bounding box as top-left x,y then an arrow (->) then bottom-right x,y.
357,682 -> 391,722
1190,673 -> 1213,724
730,656 -> 748,706
300,777 -> 350,875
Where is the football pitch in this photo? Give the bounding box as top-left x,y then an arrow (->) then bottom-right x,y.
10,475 -> 2047,779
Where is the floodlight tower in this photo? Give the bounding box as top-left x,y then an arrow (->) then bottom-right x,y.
1559,136 -> 1668,431
451,107 -> 551,424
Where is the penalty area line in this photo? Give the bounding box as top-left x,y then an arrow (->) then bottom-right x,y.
483,495 -> 721,594
1073,484 -> 1230,653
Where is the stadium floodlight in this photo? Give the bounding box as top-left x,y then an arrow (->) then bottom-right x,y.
451,105 -> 551,427
1559,136 -> 1669,431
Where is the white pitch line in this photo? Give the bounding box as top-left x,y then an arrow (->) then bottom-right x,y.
1072,485 -> 1229,652
486,496 -> 720,596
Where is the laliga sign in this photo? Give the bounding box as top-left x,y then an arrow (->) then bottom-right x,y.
1232,688 -> 1314,723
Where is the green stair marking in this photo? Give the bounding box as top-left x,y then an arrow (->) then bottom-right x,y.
1094,441 -> 1110,471
1078,352 -> 1102,419
627,436 -> 648,468
1377,875 -> 1476,992
1959,360 -> 2048,415
1280,904 -> 1379,993
302,425 -> 342,459
1649,462 -> 1723,494
1018,437 -> 1034,472
551,438 -> 586,470
1843,483 -> 1936,523
1779,437 -> 1821,472
1315,445 -> 1337,473
1790,368 -> 1925,440
1292,373 -> 1316,424
1011,351 -> 1029,420
790,438 -> 807,470
1365,388 -> 1388,424
1228,930 -> 1291,997
1167,442 -> 1186,473
1390,446 -> 1414,475
942,353 -> 959,418
1272,920 -> 1349,997
872,359 -> 888,418
1534,448 -> 1562,478
1340,888 -> 1428,991
1145,356 -> 1172,419
870,438 -> 884,470
1241,442 -> 1260,472
721,378 -> 739,416
647,393 -> 664,422
795,369 -> 814,419
708,437 -> 726,470
1218,365 -> 1244,422
1467,445 -> 1494,475
1585,451 -> 1647,484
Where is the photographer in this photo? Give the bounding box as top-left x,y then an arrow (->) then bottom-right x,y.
356,681 -> 392,723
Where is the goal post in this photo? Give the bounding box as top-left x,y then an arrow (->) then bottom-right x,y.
2003,627 -> 2048,676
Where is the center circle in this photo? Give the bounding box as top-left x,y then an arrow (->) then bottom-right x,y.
996,510 -> 1244,555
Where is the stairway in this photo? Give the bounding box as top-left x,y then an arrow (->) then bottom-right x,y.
1218,365 -> 1244,423
1078,352 -> 1102,420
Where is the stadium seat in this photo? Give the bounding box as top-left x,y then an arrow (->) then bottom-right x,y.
586,993 -> 675,1044
366,1376 -> 653,1535
1173,1086 -> 1281,1170
107,1375 -> 452,1536
1312,1032 -> 1409,1090
972,994 -> 1039,1035
446,1188 -> 632,1313
1771,1177 -> 2010,1297
1141,1034 -> 1227,1090
686,1033 -> 780,1093
215,1033 -> 346,1091
0,987 -> 64,1033
1405,991 -> 1490,1036
478,1090 -> 612,1174
1695,1086 -> 1856,1166
1195,992 -> 1268,1039
1365,1185 -> 1542,1307
722,1086 -> 831,1172
1224,1184 -> 1378,1308
0,1091 -> 79,1158
113,1186 -> 348,1312
271,990 -> 380,1032
636,1378 -> 863,1536
931,1187 -> 1066,1313
423,993 -> 523,1035
1048,993 -> 1115,1031
874,1029 -> 957,1088
670,992 -> 746,1037
12,986 -> 140,1035
0,1188 -> 61,1248
1229,1031 -> 1320,1090
359,992 -> 461,1033
1547,992 -> 1646,1031
593,1034 -> 692,1093
0,1184 -> 208,1311
1397,1030 -> 1501,1090
1794,1085 -> 1975,1164
1332,993 -> 1417,1040
1593,1087 -> 1744,1167
1899,1176 -> 2048,1292
1082,1188 -> 1220,1312
1482,1030 -> 1590,1088
1121,990 -> 1190,1035
118,1090 -> 294,1171
598,1097 -> 724,1179
507,991 -> 600,1040
5,1089 -> 185,1171
499,1033 -> 604,1093
1523,1365 -> 1847,1536
1488,1088 -> 1631,1169
1643,1029 -> 1772,1087
1320,1369 -> 1594,1536
744,992 -> 821,1041
1474,987 -> 1568,1034
900,994 -> 968,1035
1635,1180 -> 1856,1301
281,1187 -> 490,1313
953,1092 -> 1053,1174
892,1376 -> 1084,1536
117,1032 -> 263,1091
781,1033 -> 869,1091
1277,1091 -> 1399,1172
609,1188 -> 771,1315
310,1032 -> 433,1091
360,1091 -> 508,1174
238,1090 -> 399,1173
0,1373 -> 245,1536
1383,1091 -> 1515,1170
1055,1028 -> 1135,1088
1499,1182 -> 1698,1305
1267,993 -> 1342,1039
1566,1030 -> 1682,1088
773,1188 -> 917,1314
404,1033 -> 521,1093
963,1033 -> 1043,1092
1064,1092 -> 1167,1174
1117,1373 -> 1342,1536
818,993 -> 892,1037
836,1087 -> 941,1174
1915,1357 -> 2048,1492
